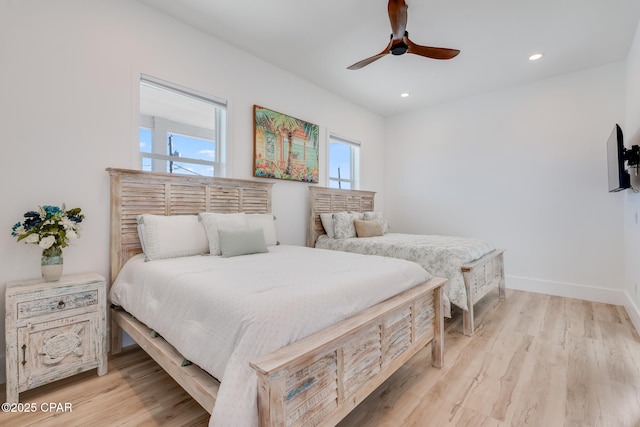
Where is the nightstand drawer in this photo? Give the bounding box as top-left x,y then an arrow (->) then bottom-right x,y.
17,290 -> 98,319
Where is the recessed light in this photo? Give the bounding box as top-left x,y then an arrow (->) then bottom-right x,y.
400,93 -> 409,98
529,53 -> 543,61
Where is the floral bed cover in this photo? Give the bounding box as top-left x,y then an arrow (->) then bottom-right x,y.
316,233 -> 495,314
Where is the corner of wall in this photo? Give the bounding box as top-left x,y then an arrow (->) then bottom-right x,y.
624,291 -> 640,334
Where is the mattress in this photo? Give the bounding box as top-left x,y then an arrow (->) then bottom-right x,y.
315,233 -> 495,313
109,245 -> 430,427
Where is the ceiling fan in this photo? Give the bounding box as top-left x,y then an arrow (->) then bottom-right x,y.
347,0 -> 460,70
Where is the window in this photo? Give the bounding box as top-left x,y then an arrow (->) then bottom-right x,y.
139,75 -> 227,177
328,134 -> 360,189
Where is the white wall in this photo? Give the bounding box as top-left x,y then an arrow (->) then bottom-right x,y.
0,0 -> 386,381
384,62 -> 628,303
624,20 -> 640,331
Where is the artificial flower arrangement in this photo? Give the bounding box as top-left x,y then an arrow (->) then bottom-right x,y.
11,205 -> 84,257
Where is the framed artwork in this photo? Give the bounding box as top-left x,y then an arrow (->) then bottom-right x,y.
253,105 -> 319,183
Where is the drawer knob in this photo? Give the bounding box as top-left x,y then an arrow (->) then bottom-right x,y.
57,300 -> 65,309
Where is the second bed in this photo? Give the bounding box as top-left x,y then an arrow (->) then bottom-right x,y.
307,186 -> 505,336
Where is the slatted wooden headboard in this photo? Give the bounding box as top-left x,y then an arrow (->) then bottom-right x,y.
107,168 -> 273,283
307,186 -> 376,247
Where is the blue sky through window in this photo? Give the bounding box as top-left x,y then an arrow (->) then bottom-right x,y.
329,142 -> 351,179
168,133 -> 215,176
140,128 -> 216,176
140,128 -> 152,153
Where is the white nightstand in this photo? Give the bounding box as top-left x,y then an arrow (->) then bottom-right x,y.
5,272 -> 108,403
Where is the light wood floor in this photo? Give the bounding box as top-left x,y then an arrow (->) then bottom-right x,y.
3,289 -> 640,426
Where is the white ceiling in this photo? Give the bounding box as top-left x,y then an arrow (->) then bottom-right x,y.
137,0 -> 640,117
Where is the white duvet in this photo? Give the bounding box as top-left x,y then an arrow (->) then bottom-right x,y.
109,245 -> 430,427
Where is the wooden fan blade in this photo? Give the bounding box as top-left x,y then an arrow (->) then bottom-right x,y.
405,36 -> 460,60
388,0 -> 408,40
347,52 -> 388,70
347,40 -> 393,70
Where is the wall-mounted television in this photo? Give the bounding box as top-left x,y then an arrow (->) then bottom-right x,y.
607,124 -> 630,192
607,124 -> 640,192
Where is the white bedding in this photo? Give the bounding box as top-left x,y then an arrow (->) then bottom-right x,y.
109,245 -> 430,427
315,233 -> 495,314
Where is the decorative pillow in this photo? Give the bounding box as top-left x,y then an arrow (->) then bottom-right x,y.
198,212 -> 248,255
218,228 -> 268,258
354,219 -> 383,237
246,213 -> 278,246
363,211 -> 389,233
137,214 -> 209,261
137,223 -> 147,254
332,212 -> 359,239
320,213 -> 335,238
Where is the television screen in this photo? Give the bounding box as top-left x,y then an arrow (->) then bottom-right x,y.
607,124 -> 630,192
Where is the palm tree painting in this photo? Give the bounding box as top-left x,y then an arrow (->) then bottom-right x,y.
254,105 -> 319,183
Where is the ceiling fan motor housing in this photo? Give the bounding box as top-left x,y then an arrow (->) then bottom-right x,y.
390,42 -> 408,55
390,31 -> 409,55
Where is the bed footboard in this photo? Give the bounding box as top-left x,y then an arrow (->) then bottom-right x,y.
460,249 -> 505,336
250,277 -> 445,427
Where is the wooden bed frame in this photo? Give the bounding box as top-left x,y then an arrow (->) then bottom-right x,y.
306,186 -> 505,337
107,168 -> 446,426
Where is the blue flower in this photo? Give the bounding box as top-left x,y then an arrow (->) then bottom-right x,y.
42,206 -> 62,215
11,222 -> 22,237
67,215 -> 83,223
23,217 -> 41,231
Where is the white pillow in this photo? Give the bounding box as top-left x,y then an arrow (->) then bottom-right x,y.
363,211 -> 389,233
136,214 -> 209,261
320,213 -> 335,238
332,212 -> 360,239
198,212 -> 248,255
246,213 -> 278,246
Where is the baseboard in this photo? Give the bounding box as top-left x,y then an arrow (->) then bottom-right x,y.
506,275 -> 628,306
623,291 -> 640,334
507,274 -> 640,335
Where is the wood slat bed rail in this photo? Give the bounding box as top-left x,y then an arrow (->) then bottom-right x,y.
111,307 -> 219,414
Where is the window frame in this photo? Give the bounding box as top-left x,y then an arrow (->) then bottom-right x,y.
327,133 -> 360,189
139,74 -> 227,177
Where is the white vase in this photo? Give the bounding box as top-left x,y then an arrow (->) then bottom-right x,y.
41,248 -> 63,282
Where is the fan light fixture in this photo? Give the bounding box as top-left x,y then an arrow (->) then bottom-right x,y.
529,53 -> 543,61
